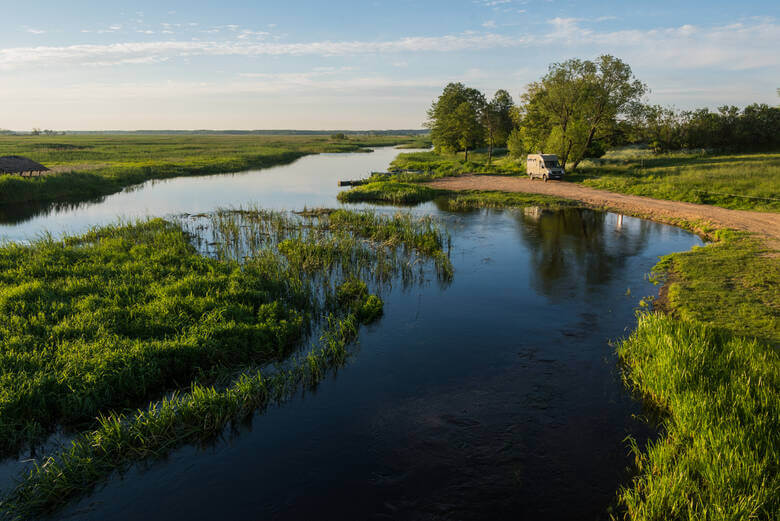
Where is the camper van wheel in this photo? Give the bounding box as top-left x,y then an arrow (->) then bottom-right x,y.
543,175 -> 548,182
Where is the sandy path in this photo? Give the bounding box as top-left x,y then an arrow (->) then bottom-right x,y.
428,175 -> 780,250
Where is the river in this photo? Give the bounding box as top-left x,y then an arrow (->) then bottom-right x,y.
0,147 -> 702,520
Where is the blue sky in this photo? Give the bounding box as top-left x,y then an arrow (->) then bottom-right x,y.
2,1 -> 778,130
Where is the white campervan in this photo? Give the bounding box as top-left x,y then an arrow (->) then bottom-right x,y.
526,154 -> 565,181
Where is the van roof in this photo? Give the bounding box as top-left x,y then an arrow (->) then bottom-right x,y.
527,154 -> 559,160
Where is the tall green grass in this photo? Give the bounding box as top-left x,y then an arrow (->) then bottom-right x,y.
615,230 -> 779,520
617,313 -> 778,521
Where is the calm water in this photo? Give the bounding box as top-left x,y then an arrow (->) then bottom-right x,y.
0,148 -> 702,520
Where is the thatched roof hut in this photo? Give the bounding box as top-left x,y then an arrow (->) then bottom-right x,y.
0,156 -> 49,175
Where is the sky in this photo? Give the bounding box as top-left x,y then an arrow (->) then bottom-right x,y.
1,0 -> 779,130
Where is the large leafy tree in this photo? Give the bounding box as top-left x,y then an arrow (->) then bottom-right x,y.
518,55 -> 647,168
426,83 -> 486,159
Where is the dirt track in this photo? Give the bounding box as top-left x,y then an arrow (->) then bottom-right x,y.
428,175 -> 780,250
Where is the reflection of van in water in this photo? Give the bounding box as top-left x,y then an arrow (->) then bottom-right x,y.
526,154 -> 565,181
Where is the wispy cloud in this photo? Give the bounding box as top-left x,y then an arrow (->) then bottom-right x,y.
1,20 -> 778,72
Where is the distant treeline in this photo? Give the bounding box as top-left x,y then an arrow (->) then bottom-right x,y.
622,104 -> 780,153
427,55 -> 780,168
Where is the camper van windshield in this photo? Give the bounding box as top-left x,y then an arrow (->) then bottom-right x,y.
544,160 -> 559,168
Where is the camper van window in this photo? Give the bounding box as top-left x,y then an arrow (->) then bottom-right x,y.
544,160 -> 558,167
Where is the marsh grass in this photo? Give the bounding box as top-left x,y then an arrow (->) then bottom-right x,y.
0,208 -> 453,519
615,230 -> 779,520
616,313 -> 779,521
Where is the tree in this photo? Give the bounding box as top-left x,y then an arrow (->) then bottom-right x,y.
454,102 -> 483,161
517,55 -> 647,168
482,89 -> 515,164
426,83 -> 486,157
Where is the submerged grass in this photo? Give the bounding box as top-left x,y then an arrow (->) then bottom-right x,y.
0,208 -> 453,519
615,230 -> 779,520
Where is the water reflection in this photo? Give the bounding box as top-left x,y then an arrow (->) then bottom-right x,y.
518,207 -> 654,298
0,198 -> 106,225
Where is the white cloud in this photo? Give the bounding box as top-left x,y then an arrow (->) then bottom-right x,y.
0,20 -> 778,72
482,20 -> 497,28
25,28 -> 46,35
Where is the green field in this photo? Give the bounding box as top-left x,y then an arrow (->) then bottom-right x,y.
0,208 -> 452,518
573,150 -> 780,212
0,134 -> 420,206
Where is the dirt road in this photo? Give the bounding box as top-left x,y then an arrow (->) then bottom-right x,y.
428,175 -> 780,250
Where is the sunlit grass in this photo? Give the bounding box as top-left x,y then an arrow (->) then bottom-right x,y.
574,150 -> 780,212
616,230 -> 779,520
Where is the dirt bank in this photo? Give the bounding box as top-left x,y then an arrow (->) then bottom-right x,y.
428,175 -> 780,250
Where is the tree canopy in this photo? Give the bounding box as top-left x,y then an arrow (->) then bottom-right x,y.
426,82 -> 488,160
422,56 -> 778,169
517,55 -> 647,168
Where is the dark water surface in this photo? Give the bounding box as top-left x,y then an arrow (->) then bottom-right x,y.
0,148 -> 702,520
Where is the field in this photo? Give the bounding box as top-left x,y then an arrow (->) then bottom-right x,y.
0,208 -> 452,518
573,150 -> 780,212
0,134 -> 420,206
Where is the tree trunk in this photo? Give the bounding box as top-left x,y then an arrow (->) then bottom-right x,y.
464,148 -> 469,161
487,129 -> 494,166
572,126 -> 598,170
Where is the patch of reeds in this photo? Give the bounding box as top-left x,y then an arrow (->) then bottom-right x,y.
616,313 -> 779,521
0,207 -> 453,519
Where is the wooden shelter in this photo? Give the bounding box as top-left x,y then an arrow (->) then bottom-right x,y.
0,156 -> 50,176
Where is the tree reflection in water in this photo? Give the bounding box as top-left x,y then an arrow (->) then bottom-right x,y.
516,207 -> 658,300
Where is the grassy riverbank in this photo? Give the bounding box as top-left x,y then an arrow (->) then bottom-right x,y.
616,230 -> 779,521
0,208 -> 452,519
0,134 -> 419,206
